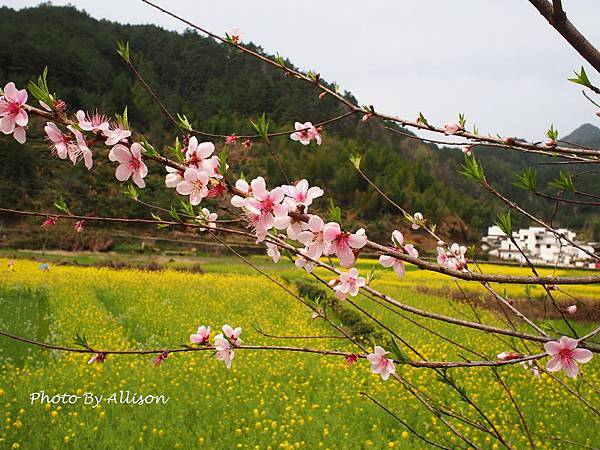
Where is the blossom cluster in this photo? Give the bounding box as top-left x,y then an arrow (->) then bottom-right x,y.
436,243 -> 468,271
190,324 -> 242,369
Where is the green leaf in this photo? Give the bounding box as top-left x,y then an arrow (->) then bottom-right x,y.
250,113 -> 270,139
568,66 -> 593,89
328,198 -> 342,223
494,210 -> 512,236
177,113 -> 192,131
115,107 -> 129,130
389,337 -> 409,363
168,136 -> 185,163
169,206 -> 182,223
116,40 -> 130,62
73,332 -> 91,350
513,168 -> 537,192
546,124 -> 558,141
460,155 -> 486,183
458,113 -> 466,128
54,195 -> 70,215
179,200 -> 195,217
123,184 -> 138,201
218,148 -> 228,176
367,264 -> 377,284
27,66 -> 56,107
349,154 -> 362,170
140,139 -> 160,158
417,112 -> 429,127
548,171 -> 574,192
274,53 -> 287,67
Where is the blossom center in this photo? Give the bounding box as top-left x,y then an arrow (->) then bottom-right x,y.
7,102 -> 21,115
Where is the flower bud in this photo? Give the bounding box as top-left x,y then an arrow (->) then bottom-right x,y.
74,220 -> 85,233
497,351 -> 521,361
345,354 -> 358,365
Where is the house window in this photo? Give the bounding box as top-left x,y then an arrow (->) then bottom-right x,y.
546,244 -> 551,249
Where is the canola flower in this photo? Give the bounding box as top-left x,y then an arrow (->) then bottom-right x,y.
0,258 -> 598,448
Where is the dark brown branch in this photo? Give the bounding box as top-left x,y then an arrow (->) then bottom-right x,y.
528,0 -> 600,74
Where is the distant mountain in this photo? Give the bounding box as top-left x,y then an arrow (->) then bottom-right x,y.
0,4 -> 599,247
563,123 -> 600,147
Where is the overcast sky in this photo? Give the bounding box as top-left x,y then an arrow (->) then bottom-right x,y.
6,0 -> 600,140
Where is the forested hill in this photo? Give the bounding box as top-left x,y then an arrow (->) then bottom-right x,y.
1,4 -> 599,244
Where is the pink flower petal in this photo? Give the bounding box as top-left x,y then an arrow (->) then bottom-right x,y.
571,348 -> 593,364
545,355 -> 562,372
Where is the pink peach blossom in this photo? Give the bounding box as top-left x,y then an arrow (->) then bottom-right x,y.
290,122 -> 321,145
379,230 -> 418,277
44,122 -> 69,159
323,222 -> 367,268
103,125 -> 131,146
367,346 -> 396,381
296,215 -> 328,259
274,213 -> 308,240
76,110 -> 109,133
333,268 -> 366,299
231,178 -> 250,208
0,82 -> 28,144
108,143 -> 148,188
266,242 -> 281,263
67,125 -> 93,169
176,168 -> 210,205
295,249 -> 316,273
165,166 -> 184,188
197,208 -> 218,231
185,137 -> 215,169
243,177 -> 289,241
282,179 -> 324,209
544,336 -> 592,378
221,324 -> 242,346
437,243 -> 468,271
214,335 -> 235,369
190,325 -> 211,344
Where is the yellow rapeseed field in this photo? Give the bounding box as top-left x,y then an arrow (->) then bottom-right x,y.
0,257 -> 598,448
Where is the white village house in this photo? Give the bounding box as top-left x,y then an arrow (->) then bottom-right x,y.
481,226 -> 598,268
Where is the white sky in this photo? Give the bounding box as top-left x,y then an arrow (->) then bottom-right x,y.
6,0 -> 600,140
